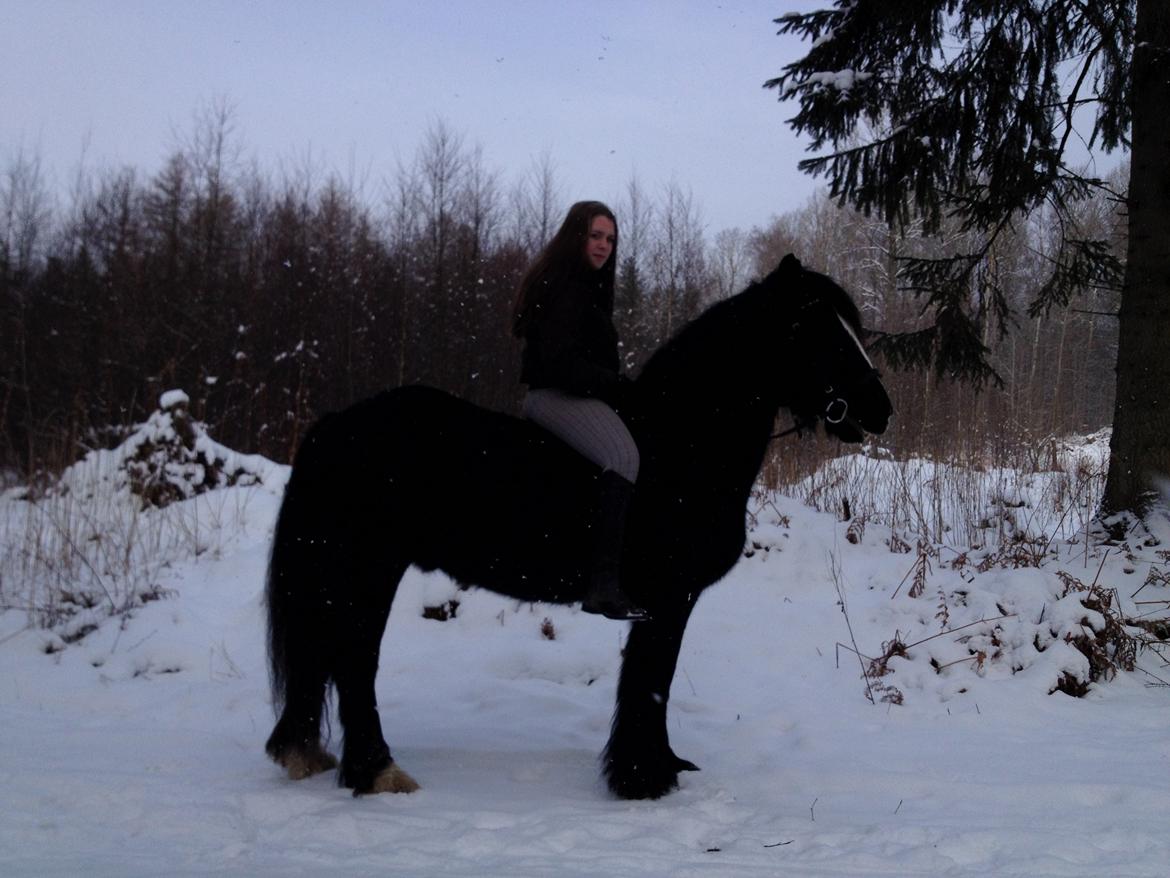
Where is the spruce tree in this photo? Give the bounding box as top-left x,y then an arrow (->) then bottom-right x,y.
767,0 -> 1169,516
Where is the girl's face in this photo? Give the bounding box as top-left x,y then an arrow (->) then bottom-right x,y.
584,215 -> 616,270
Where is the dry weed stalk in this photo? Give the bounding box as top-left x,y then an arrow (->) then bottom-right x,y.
827,552 -> 876,703
865,615 -> 1014,676
892,541 -> 934,599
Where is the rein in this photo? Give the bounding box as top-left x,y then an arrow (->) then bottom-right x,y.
770,421 -> 804,441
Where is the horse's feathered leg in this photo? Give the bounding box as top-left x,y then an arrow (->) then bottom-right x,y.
603,600 -> 699,799
333,557 -> 417,795
265,412 -> 414,791
266,583 -> 335,778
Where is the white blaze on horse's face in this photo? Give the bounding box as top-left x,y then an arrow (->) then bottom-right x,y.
837,312 -> 874,370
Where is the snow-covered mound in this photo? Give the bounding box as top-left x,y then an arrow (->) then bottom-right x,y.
0,390 -> 285,642
51,389 -> 279,509
118,389 -> 272,508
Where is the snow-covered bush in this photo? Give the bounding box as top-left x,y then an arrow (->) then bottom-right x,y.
0,391 -> 280,640
120,390 -> 266,509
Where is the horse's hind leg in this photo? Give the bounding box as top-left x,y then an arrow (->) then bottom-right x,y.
266,564 -> 337,779
266,676 -> 337,780
334,560 -> 419,795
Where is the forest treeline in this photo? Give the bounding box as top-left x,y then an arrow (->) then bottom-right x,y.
0,115 -> 1124,476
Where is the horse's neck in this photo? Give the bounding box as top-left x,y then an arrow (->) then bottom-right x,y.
633,289 -> 786,487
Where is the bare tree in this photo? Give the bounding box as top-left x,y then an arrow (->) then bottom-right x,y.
614,175 -> 655,370
459,144 -> 501,264
386,157 -> 423,387
1,146 -> 53,277
510,150 -> 562,255
417,119 -> 465,295
646,182 -> 708,343
0,146 -> 54,468
709,226 -> 752,301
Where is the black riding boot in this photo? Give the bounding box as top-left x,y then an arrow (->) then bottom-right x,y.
581,471 -> 650,621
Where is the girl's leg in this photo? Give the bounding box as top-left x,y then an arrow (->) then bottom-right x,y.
523,389 -> 647,620
522,389 -> 638,481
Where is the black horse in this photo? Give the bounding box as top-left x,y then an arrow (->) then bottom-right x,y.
265,254 -> 892,800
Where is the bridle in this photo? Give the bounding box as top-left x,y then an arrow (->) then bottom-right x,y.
769,371 -> 880,441
769,292 -> 881,442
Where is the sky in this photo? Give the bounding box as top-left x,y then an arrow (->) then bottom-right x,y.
1,1 -> 829,235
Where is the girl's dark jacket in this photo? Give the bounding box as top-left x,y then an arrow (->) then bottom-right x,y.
518,276 -> 624,407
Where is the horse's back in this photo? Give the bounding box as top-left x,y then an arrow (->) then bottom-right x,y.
297,385 -> 597,600
359,384 -> 589,486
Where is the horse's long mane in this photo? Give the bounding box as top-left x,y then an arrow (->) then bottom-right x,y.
635,262 -> 865,391
634,281 -> 772,396
804,267 -> 864,334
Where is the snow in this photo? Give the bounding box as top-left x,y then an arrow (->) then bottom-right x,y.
159,389 -> 191,410
2,416 -> 1168,876
804,70 -> 873,93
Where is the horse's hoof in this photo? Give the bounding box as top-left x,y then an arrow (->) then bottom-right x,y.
607,770 -> 679,800
604,757 -> 681,800
280,747 -> 338,781
581,594 -> 651,622
362,762 -> 420,795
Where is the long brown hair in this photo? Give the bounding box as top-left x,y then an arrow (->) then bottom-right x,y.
512,200 -> 618,337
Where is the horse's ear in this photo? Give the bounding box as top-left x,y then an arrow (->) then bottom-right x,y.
763,253 -> 803,286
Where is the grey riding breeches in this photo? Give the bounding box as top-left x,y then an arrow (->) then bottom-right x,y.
522,388 -> 640,483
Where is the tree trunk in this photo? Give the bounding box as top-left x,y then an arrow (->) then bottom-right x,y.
1103,0 -> 1170,516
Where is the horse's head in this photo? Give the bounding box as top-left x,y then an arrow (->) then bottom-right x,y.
769,254 -> 892,443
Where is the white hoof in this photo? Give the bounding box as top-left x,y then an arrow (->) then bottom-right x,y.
281,747 -> 338,781
370,762 -> 420,794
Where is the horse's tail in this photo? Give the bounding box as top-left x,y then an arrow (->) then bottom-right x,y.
265,413 -> 343,764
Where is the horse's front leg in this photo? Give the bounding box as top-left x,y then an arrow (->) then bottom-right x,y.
603,601 -> 699,799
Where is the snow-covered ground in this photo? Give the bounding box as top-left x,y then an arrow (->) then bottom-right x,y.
2,410 -> 1167,877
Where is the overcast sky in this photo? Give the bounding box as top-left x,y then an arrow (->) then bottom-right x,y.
2,1 -> 830,234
